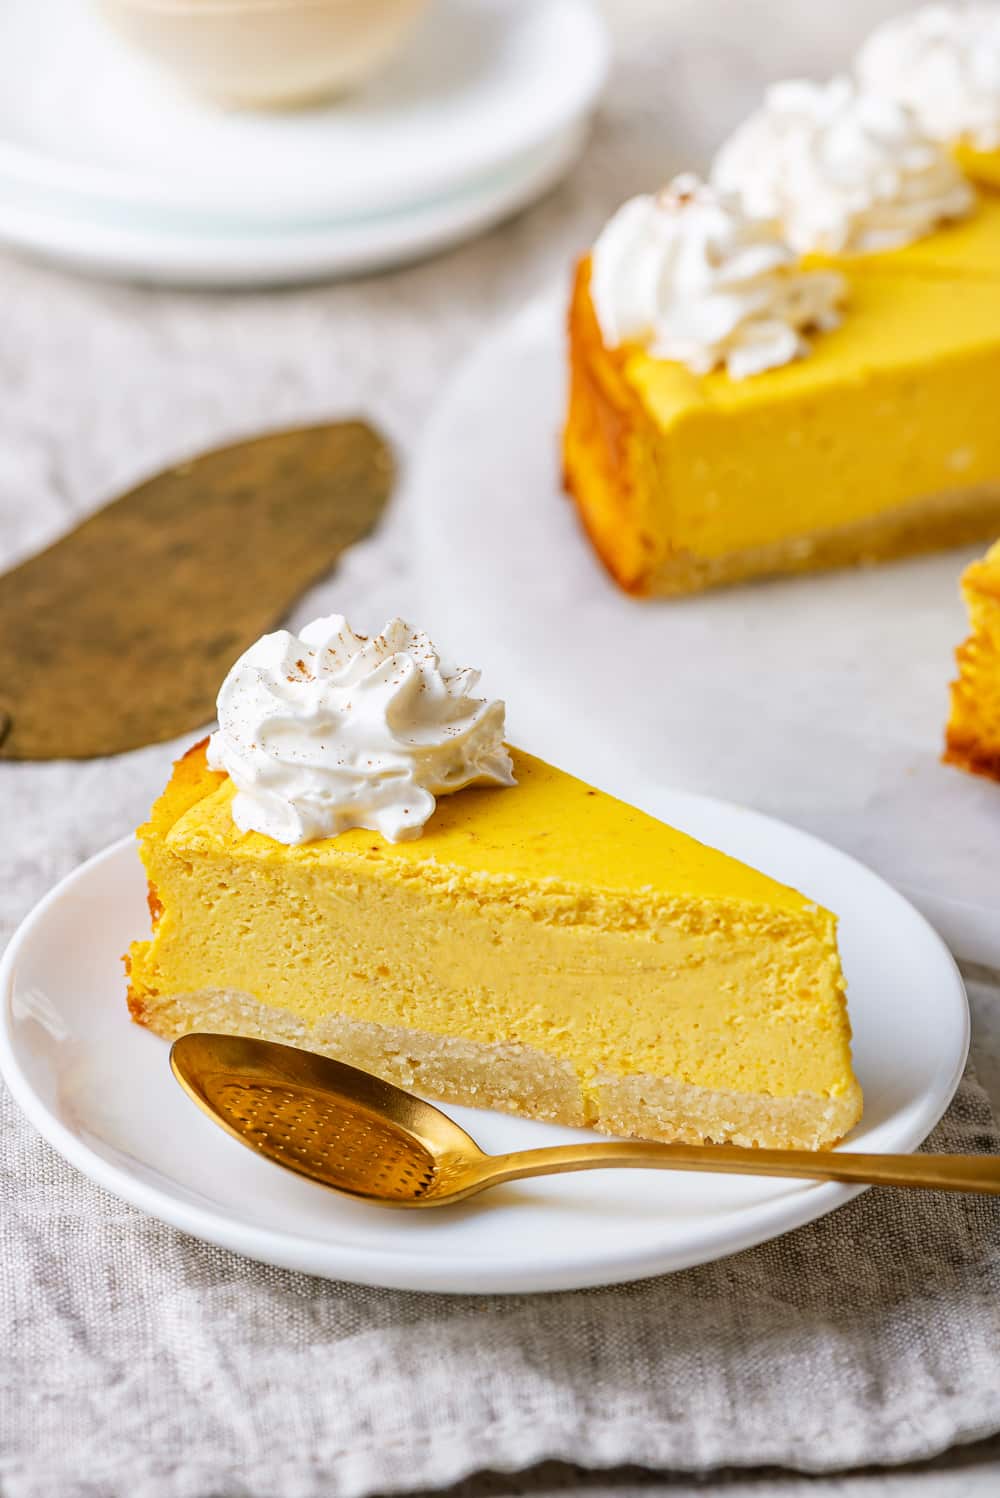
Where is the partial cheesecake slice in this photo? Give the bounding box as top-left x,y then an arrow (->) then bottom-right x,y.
127,740 -> 862,1150
945,539 -> 1000,781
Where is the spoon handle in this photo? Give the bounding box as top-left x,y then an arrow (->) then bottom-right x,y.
483,1142 -> 1000,1194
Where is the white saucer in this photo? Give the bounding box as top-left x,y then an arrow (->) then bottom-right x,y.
410,291 -> 1000,968
0,123 -> 586,287
0,774 -> 968,1294
0,0 -> 607,226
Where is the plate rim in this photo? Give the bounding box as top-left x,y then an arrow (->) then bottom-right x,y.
0,789 -> 970,1295
0,122 -> 586,288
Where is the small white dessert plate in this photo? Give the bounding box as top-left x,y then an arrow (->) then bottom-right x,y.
0,0 -> 607,226
0,778 -> 968,1294
0,123 -> 586,287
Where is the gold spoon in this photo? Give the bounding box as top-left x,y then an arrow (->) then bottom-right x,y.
170,1033 -> 1000,1207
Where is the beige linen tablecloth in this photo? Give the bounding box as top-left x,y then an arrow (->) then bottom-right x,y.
3,1055 -> 1000,1497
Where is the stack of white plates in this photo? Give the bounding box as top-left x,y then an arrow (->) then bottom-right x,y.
0,0 -> 608,286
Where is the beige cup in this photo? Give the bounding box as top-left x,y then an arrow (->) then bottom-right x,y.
98,0 -> 432,109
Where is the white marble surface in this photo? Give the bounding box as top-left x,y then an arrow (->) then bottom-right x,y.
2,1 -> 1000,1493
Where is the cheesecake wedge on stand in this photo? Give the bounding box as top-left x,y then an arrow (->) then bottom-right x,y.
127,617 -> 862,1151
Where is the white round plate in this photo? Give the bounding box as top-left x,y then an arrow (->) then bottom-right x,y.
0,0 -> 607,227
409,291 -> 1000,968
0,124 -> 585,287
0,781 -> 968,1294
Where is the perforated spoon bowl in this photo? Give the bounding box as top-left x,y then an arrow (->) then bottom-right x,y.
170,1033 -> 1000,1207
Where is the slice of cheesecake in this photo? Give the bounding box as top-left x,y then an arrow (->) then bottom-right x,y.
945,539 -> 1000,781
126,740 -> 862,1150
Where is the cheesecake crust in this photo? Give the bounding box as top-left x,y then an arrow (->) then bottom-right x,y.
648,486 -> 1000,598
130,983 -> 861,1151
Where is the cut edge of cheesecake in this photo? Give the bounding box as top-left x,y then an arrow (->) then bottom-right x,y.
563,256 -> 1000,597
944,539 -> 1000,782
126,741 -> 863,1151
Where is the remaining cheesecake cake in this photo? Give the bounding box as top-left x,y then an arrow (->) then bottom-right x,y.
945,540 -> 1000,781
126,616 -> 862,1150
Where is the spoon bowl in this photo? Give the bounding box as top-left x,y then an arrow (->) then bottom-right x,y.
171,1032 -> 488,1205
171,1033 -> 1000,1207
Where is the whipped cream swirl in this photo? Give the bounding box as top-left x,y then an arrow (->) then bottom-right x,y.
857,5 -> 1000,152
590,174 -> 844,379
206,615 -> 515,845
711,77 -> 974,254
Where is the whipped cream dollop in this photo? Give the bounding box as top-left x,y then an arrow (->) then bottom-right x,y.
590,174 -> 844,379
857,4 -> 1000,152
206,615 -> 515,845
711,76 -> 975,254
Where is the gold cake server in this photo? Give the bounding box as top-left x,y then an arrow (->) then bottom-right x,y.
170,1034 -> 1000,1207
0,421 -> 393,759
